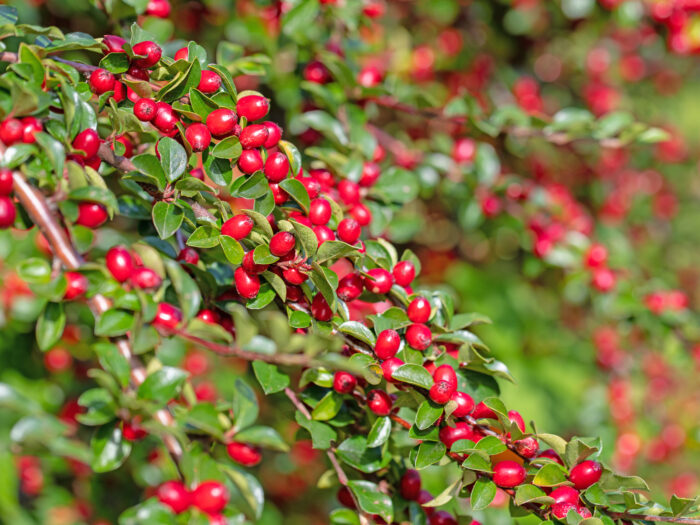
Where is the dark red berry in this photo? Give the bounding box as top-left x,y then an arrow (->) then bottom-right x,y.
127,65 -> 149,81
333,371 -> 357,394
262,121 -> 282,148
0,168 -> 13,195
400,469 -> 421,500
73,129 -> 100,158
551,502 -> 576,520
132,41 -> 162,69
239,124 -> 270,149
338,272 -> 364,301
103,35 -> 127,54
311,293 -> 332,321
569,460 -> 602,489
153,302 -> 183,332
64,272 -> 88,300
429,380 -> 456,405
337,486 -> 355,509
226,441 -> 262,467
106,246 -> 134,282
134,98 -> 157,121
156,481 -> 190,514
206,108 -> 238,137
185,123 -> 211,152
236,95 -> 269,121
76,202 -> 108,228
393,261 -> 416,287
238,150 -> 264,174
269,231 -> 295,257
304,60 -> 331,84
89,68 -> 116,94
234,267 -> 260,299
430,511 -> 457,525
191,481 -> 228,514
363,268 -> 393,294
537,448 -> 564,465
407,296 -> 431,323
493,461 -> 527,488
221,214 -> 254,240
375,329 -> 400,360
406,323 -> 432,351
264,152 -> 289,182
198,70 -> 222,94
130,267 -> 162,289
177,247 -> 199,265
367,389 -> 392,416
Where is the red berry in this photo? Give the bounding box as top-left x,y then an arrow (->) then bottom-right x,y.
400,469 -> 421,500
222,214 -> 254,240
569,460 -> 602,489
393,261 -> 416,287
234,267 -> 260,299
337,486 -> 355,509
297,176 -> 321,199
310,168 -> 334,189
236,95 -> 270,121
333,371 -> 357,394
198,70 -> 222,94
238,150 -> 264,174
304,60 -> 331,84
132,41 -> 162,69
592,267 -> 615,292
191,481 -> 228,514
311,293 -> 332,321
226,441 -> 262,467
358,66 -> 382,87
451,391 -> 474,417
363,268 -> 393,294
196,309 -> 219,324
432,364 -> 457,387
73,129 -> 100,158
359,162 -> 381,187
439,421 -> 477,448
64,272 -> 88,300
0,195 -> 16,228
127,65 -> 149,81
406,323 -> 432,351
262,121 -> 282,148
106,246 -> 134,282
0,118 -> 23,145
174,47 -> 188,61
337,218 -> 361,244
113,135 -> 133,157
153,103 -> 179,133
239,124 -> 270,149
122,419 -> 148,441
367,389 -> 392,416
0,168 -> 13,195
89,68 -> 116,94
514,437 -> 539,458
21,117 -> 42,143
242,251 -> 269,274
430,511 -> 457,525
103,35 -> 126,54
472,401 -> 497,420
153,302 -> 183,332
269,231 -> 295,257
145,0 -> 171,17
493,461 -> 527,488
337,272 -> 364,302
551,502 -> 576,519
407,296 -> 431,323
381,357 -> 404,382
309,198 -> 332,225
508,410 -> 526,432
264,152 -> 290,182
585,243 -> 608,268
185,123 -> 211,152
130,267 -> 162,289
134,98 -> 157,122
206,108 -> 238,138
375,329 -> 401,360
351,203 -> 372,226
313,225 -> 334,244
537,448 -> 563,465
44,347 -> 72,373
282,267 -> 308,285
177,247 -> 199,265
156,481 -> 191,514
550,486 -> 580,505
453,138 -> 476,164
76,202 -> 108,228
429,380 -> 456,404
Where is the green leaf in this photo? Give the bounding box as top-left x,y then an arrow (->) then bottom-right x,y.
189,87 -> 218,118
91,424 -> 131,473
233,171 -> 268,199
137,366 -> 187,404
187,226 -> 221,248
211,136 -> 242,160
414,441 -> 446,469
533,463 -> 570,487
232,378 -> 259,432
281,0 -> 320,39
474,435 -> 507,455
470,478 -> 497,511
151,201 -> 183,239
422,477 -> 462,507
100,52 -> 130,73
203,156 -> 232,186
392,364 -> 433,389
299,110 -> 348,145
347,480 -> 393,523
222,465 -> 264,520
35,132 -> 65,180
670,495 -> 699,517
235,426 -> 289,452
279,178 -> 310,213
415,400 -> 443,430
317,241 -> 359,264
514,484 -> 553,506
77,388 -> 117,426
311,391 -> 343,421
251,361 -> 290,395
36,302 -> 65,351
367,416 -> 391,448
164,259 -> 201,322
291,220 -> 318,259
17,258 -> 51,284
157,137 -> 187,182
278,140 -> 302,174
294,411 -> 337,450
219,235 -> 244,264
95,309 -> 134,337
338,321 -> 377,346
336,435 -> 390,473
184,403 -> 223,438
462,451 -> 492,472
119,499 -> 175,525
69,186 -> 119,217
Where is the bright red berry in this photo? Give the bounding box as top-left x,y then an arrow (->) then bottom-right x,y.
153,302 -> 183,332
453,138 -> 476,164
429,380 -> 455,404
592,267 -> 615,292
239,124 -> 269,149
264,152 -> 290,182
333,371 -> 357,394
89,68 -> 116,94
406,323 -> 432,351
238,150 -> 263,174
433,364 -> 457,387
242,251 -> 269,274
313,225 -> 335,244
430,511 -> 457,525
198,70 -> 221,94
375,329 -> 400,360
363,268 -> 393,294
153,102 -> 179,133
337,218 -> 361,244
177,247 -> 199,265
304,60 -> 331,84
367,389 -> 392,416
132,41 -> 162,69
493,461 -> 527,488
269,231 -> 295,257
451,391 -> 474,417
508,410 -> 526,432
21,117 -> 42,144
393,261 -> 416,287
73,129 -> 100,158
514,436 -> 539,458
64,272 -> 88,300
174,47 -> 188,61
196,309 -> 219,324
551,502 -> 576,520
156,481 -> 191,514
185,123 -> 211,152
76,202 -> 108,228
236,95 -> 269,121
351,203 -> 372,226
206,108 -> 238,138
221,214 -> 254,240
134,98 -> 157,122
191,481 -> 228,514
130,267 -> 162,290
44,347 -> 72,373
358,66 -> 382,87
585,243 -> 608,268
234,267 -> 260,299
569,460 -> 602,489
311,293 -> 332,321
400,469 -> 421,500
407,297 -> 431,323
381,357 -> 404,382
0,168 -> 13,195
262,121 -> 282,148
439,421 -> 477,448
282,267 -> 307,285
0,118 -> 23,145
309,198 -> 331,225
550,486 -> 580,505
359,162 -> 381,187
337,272 -> 364,302
106,246 -> 134,282
145,0 -> 171,17
226,442 -> 262,467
